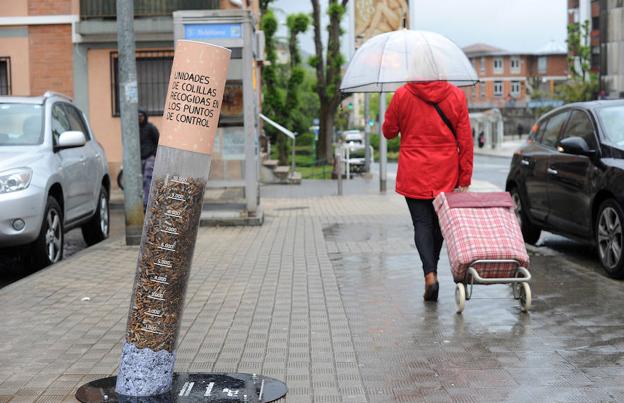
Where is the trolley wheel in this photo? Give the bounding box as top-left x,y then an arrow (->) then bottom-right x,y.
455,283 -> 466,314
519,283 -> 531,312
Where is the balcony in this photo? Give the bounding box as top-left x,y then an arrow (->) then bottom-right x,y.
80,0 -> 220,19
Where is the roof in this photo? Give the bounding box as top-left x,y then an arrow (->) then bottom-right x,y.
463,41 -> 567,58
462,43 -> 506,56
534,40 -> 568,55
0,96 -> 45,104
568,99 -> 624,109
539,100 -> 624,119
0,92 -> 72,105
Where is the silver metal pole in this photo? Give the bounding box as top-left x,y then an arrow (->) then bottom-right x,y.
379,93 -> 387,193
346,146 -> 350,179
336,147 -> 343,196
364,93 -> 371,173
242,16 -> 258,215
116,0 -> 144,245
291,136 -> 296,176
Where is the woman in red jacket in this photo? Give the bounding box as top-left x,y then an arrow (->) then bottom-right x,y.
383,81 -> 473,301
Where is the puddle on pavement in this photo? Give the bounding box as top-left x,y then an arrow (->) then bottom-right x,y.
324,222 -> 624,397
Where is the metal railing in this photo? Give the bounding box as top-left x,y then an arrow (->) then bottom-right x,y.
80,0 -> 219,19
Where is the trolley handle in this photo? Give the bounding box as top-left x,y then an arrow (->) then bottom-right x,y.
467,260 -> 531,285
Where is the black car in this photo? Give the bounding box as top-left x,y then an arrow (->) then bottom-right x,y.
506,100 -> 624,278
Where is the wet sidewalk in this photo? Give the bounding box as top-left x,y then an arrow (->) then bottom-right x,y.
1,182 -> 624,403
473,139 -> 526,159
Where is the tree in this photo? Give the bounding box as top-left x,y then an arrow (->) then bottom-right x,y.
310,0 -> 348,162
567,20 -> 592,81
260,10 -> 287,163
261,9 -> 315,166
276,14 -> 310,165
559,20 -> 598,103
260,0 -> 275,15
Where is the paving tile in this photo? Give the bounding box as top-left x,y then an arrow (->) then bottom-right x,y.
3,189 -> 624,402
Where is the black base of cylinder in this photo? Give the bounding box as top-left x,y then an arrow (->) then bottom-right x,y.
75,373 -> 287,403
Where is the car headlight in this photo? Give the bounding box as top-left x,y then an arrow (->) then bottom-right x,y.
0,168 -> 33,194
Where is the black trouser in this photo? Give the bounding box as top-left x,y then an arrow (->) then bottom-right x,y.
405,197 -> 444,276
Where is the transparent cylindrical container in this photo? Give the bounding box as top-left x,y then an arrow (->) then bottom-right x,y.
115,146 -> 210,396
115,39 -> 230,397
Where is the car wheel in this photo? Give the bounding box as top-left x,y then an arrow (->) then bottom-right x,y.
30,196 -> 64,269
81,185 -> 110,246
510,187 -> 541,245
596,199 -> 624,278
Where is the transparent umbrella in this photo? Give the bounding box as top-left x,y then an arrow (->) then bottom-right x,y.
340,29 -> 478,93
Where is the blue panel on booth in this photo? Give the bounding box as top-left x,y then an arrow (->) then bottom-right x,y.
184,23 -> 242,40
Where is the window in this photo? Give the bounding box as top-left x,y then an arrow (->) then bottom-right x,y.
62,103 -> 91,140
480,57 -> 485,72
591,46 -> 600,69
0,57 -> 10,95
510,57 -> 520,73
511,81 -> 521,97
597,105 -> 624,148
111,50 -> 174,116
540,111 -> 570,148
0,103 -> 43,146
560,110 -> 597,149
493,57 -> 503,73
480,82 -> 486,98
538,56 -> 547,74
493,81 -> 503,96
51,104 -> 72,146
592,16 -> 600,30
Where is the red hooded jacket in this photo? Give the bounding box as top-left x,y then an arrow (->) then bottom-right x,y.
382,81 -> 473,199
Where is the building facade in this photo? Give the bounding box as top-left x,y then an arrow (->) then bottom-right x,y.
568,0 -> 624,98
462,43 -> 568,110
0,0 -> 260,182
599,0 -> 624,97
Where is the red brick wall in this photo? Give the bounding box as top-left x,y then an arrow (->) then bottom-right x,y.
28,0 -> 72,15
591,1 -> 600,17
547,55 -> 568,76
28,25 -> 73,97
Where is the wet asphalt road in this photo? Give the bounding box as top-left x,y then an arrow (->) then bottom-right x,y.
0,209 -> 124,288
0,154 -> 612,288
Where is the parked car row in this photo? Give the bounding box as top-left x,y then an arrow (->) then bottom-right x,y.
0,92 -> 110,268
506,99 -> 624,278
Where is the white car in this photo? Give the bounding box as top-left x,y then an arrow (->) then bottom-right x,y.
0,92 -> 110,268
342,130 -> 366,172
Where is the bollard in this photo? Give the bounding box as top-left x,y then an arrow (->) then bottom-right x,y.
115,40 -> 230,397
336,147 -> 343,196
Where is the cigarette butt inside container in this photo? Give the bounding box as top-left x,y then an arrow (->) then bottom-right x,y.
115,40 -> 231,397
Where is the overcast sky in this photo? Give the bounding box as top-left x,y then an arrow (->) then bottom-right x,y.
271,0 -> 567,57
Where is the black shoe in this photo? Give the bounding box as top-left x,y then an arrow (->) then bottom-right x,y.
424,282 -> 439,302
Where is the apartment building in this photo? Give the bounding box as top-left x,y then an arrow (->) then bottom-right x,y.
0,0 -> 259,180
462,43 -> 568,110
568,0 -> 624,98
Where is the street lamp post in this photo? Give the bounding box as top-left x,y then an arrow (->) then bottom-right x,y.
116,0 -> 144,245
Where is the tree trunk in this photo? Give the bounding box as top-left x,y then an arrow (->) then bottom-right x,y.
325,111 -> 335,161
278,134 -> 288,166
318,102 -> 329,163
310,0 -> 348,164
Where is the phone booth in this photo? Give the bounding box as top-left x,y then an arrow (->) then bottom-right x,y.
174,9 -> 263,225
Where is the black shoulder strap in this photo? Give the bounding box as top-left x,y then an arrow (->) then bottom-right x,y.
431,103 -> 457,141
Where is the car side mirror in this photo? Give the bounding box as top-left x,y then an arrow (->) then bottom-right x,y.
558,136 -> 595,157
56,131 -> 86,150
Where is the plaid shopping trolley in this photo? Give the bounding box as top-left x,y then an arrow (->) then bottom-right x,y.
433,191 -> 532,313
